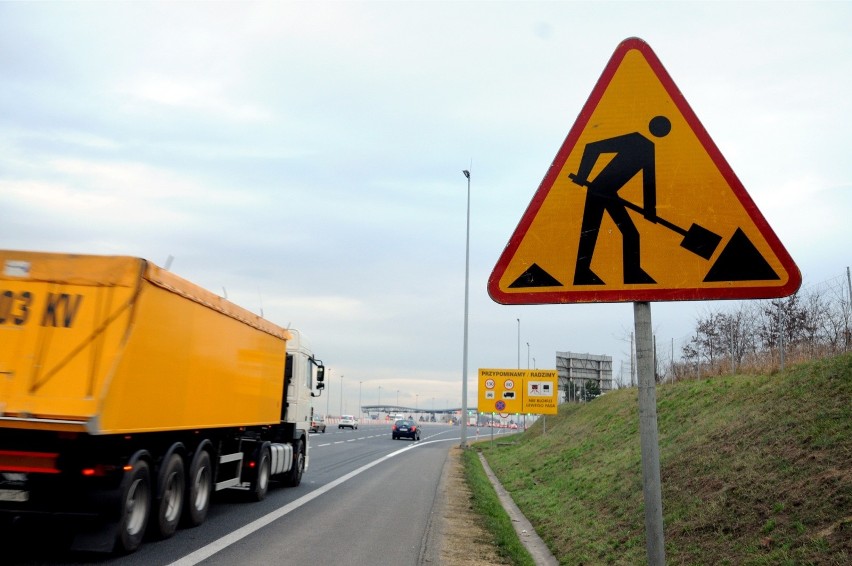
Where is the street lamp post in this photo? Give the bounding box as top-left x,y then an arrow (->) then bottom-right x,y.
527,342 -> 530,369
359,381 -> 362,422
339,375 -> 344,417
326,369 -> 332,416
461,168 -> 471,448
517,318 -> 520,369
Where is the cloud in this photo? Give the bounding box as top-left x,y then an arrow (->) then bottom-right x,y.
2,1 -> 850,410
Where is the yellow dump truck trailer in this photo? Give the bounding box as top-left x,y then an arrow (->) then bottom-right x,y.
0,250 -> 325,553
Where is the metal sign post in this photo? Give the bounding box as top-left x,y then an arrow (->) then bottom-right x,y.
634,301 -> 665,565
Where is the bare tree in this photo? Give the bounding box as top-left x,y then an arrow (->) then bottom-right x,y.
673,272 -> 851,377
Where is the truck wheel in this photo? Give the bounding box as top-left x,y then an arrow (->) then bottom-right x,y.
184,449 -> 212,527
250,447 -> 271,502
154,453 -> 185,539
115,459 -> 152,554
282,440 -> 304,487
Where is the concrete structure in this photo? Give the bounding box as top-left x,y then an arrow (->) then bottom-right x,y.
556,352 -> 613,402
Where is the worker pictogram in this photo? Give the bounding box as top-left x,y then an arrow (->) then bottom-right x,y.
488,37 -> 801,304
571,115 -> 672,285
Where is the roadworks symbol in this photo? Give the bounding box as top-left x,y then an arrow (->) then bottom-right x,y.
487,37 -> 800,305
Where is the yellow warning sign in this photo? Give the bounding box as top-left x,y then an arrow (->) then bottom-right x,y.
478,369 -> 558,415
488,37 -> 801,304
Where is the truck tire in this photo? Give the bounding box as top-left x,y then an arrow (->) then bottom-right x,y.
154,452 -> 185,539
282,439 -> 304,487
184,449 -> 212,527
115,459 -> 152,554
250,446 -> 271,502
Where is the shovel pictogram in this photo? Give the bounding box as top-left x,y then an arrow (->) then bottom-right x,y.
568,173 -> 780,283
569,173 -> 722,260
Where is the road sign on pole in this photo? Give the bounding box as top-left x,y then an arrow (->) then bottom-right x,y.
487,37 -> 805,566
488,37 -> 801,305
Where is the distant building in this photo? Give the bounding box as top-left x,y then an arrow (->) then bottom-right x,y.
556,352 -> 613,402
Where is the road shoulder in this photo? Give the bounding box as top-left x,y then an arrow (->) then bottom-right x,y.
423,446 -> 511,565
477,452 -> 559,566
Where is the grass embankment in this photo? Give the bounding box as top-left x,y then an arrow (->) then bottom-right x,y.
462,447 -> 536,565
474,353 -> 851,565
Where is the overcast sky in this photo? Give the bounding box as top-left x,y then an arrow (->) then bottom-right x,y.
2,1 -> 850,416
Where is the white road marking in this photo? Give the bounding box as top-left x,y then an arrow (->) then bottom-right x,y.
167,436 -> 458,566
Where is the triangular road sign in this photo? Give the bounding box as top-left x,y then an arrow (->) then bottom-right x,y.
488,37 -> 801,305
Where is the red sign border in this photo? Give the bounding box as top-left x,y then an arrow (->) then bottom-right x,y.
487,37 -> 801,305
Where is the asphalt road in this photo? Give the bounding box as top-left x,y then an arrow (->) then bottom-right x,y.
5,422 -> 469,565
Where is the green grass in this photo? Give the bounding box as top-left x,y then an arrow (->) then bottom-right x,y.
471,352 -> 852,565
462,447 -> 536,565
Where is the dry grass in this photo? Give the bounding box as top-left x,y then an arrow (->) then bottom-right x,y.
440,446 -> 513,565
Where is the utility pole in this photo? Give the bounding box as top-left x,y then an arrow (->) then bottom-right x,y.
671,338 -> 674,383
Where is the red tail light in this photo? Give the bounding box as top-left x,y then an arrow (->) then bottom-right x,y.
0,450 -> 60,474
392,425 -> 397,431
411,426 -> 417,432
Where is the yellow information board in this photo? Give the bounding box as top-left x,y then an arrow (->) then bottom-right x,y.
488,37 -> 800,305
478,368 -> 558,415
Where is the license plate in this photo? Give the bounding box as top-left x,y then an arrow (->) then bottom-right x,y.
0,489 -> 29,502
400,427 -> 409,431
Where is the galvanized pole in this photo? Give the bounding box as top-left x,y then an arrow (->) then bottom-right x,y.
326,369 -> 331,417
847,267 -> 852,351
460,169 -> 471,449
780,305 -> 786,371
634,301 -> 665,565
847,267 -> 852,310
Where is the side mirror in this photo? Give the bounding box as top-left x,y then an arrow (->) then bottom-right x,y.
316,366 -> 325,390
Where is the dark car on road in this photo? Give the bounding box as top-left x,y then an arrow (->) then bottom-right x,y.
392,418 -> 420,441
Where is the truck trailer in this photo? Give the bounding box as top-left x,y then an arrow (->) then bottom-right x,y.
0,250 -> 325,553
